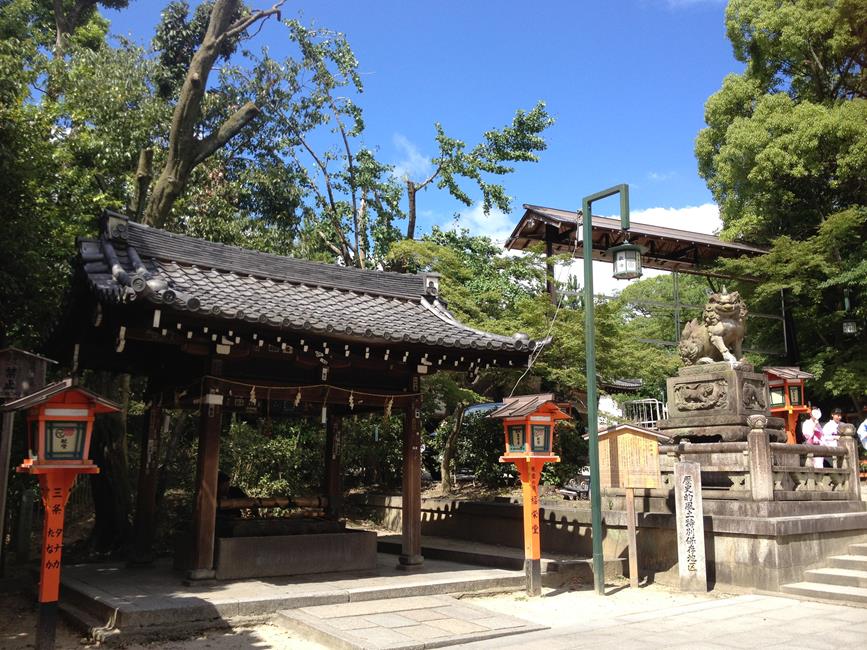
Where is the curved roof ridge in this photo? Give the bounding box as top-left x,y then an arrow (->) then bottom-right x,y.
114,216 -> 425,299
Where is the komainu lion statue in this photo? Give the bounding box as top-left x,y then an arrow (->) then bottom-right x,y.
678,289 -> 748,365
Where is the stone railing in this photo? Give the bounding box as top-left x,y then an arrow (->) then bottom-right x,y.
659,417 -> 860,502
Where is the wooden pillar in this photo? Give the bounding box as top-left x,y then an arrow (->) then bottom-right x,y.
189,382 -> 222,580
324,416 -> 343,519
398,396 -> 423,569
131,401 -> 163,564
0,411 -> 15,574
545,223 -> 557,303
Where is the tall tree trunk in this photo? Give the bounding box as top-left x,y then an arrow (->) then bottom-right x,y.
143,0 -> 283,227
439,404 -> 466,495
52,0 -> 98,55
405,180 -> 417,240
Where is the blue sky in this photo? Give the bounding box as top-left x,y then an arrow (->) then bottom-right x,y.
106,0 -> 738,287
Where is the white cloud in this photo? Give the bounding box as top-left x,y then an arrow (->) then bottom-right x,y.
560,204 -> 722,296
448,201 -> 515,244
630,203 -> 721,235
391,134 -> 432,181
647,171 -> 677,182
445,202 -> 722,297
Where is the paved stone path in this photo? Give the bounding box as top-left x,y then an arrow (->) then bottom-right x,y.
277,594 -> 545,649
459,592 -> 867,649
58,555 -> 527,642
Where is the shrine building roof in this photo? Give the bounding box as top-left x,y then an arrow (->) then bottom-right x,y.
506,204 -> 767,276
75,211 -> 541,358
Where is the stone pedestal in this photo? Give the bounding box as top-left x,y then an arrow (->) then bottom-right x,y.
658,362 -> 785,442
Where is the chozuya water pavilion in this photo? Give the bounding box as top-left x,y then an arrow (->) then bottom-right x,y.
53,210 -> 543,580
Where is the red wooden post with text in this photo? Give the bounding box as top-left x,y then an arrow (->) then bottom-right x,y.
2,379 -> 119,650
491,394 -> 570,596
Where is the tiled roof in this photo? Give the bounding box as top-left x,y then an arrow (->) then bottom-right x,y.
77,212 -> 542,355
763,366 -> 814,380
1,378 -> 121,413
489,393 -> 556,418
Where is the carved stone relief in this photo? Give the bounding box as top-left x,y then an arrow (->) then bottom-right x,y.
742,381 -> 767,410
673,380 -> 728,411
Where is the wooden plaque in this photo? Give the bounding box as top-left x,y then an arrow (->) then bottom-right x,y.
598,426 -> 662,489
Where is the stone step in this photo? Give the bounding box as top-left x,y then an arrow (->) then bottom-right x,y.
828,554 -> 867,571
803,567 -> 867,589
781,581 -> 867,605
849,543 -> 867,556
59,580 -> 119,624
58,598 -> 122,646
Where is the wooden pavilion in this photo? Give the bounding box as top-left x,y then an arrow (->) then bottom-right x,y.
50,210 -> 542,580
506,204 -> 767,275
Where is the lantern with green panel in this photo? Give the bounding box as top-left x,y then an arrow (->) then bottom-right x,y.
15,379 -> 120,468
494,393 -> 571,461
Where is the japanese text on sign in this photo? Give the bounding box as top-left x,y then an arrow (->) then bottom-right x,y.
682,474 -> 697,572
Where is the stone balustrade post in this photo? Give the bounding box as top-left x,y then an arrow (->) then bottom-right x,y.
747,414 -> 774,502
838,423 -> 860,501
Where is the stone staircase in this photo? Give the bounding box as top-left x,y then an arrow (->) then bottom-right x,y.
782,542 -> 867,605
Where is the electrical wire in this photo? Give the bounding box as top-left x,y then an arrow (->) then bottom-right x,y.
508,212 -> 581,397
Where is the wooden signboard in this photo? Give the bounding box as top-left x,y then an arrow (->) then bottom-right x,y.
598,424 -> 664,490
596,424 -> 668,589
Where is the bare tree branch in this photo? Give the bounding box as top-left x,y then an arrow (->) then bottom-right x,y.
316,229 -> 344,257
414,162 -> 443,193
328,97 -> 363,267
406,162 -> 443,240
221,0 -> 285,44
298,134 -> 355,261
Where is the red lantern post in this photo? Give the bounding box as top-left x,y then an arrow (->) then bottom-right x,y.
3,379 -> 119,650
491,394 -> 571,596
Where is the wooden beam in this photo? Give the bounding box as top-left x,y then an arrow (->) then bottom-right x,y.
398,395 -> 423,570
188,380 -> 222,580
544,224 -> 557,303
130,401 -> 163,564
217,495 -> 328,510
324,417 -> 343,519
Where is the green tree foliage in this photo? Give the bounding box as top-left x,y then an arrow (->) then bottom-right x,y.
403,103 -> 554,240
0,2 -> 162,345
264,20 -> 404,267
221,417 -> 325,496
696,0 -> 867,407
389,226 -> 544,327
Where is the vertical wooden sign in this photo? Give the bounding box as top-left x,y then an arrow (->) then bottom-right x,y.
37,471 -> 74,604
516,457 -> 546,596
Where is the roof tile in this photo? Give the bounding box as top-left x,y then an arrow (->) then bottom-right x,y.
77,216 -> 544,356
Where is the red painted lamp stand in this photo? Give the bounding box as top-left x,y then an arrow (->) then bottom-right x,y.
2,379 -> 120,650
503,454 -> 559,595
491,395 -> 571,596
18,463 -> 99,649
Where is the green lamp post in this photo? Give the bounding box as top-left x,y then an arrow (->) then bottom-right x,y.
582,183 -> 639,595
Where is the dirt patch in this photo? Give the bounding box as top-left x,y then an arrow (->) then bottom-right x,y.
0,578 -> 89,650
